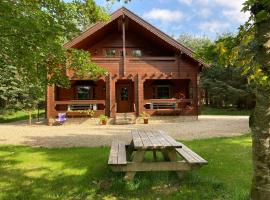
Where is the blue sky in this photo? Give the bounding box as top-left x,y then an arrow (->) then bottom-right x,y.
95,0 -> 249,39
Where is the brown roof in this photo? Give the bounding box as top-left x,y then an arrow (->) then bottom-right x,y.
64,7 -> 205,66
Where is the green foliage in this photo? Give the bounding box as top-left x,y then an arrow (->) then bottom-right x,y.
179,33 -> 255,109
177,33 -> 212,51
69,109 -> 95,117
201,106 -> 251,116
140,111 -> 150,119
99,114 -> 108,121
0,135 -> 252,199
0,109 -> 45,123
0,0 -> 108,111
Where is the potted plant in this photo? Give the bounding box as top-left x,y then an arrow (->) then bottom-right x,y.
99,114 -> 108,125
140,112 -> 150,124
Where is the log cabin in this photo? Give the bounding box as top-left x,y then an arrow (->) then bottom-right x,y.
47,7 -> 205,123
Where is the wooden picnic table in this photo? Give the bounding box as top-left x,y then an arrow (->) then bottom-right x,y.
108,129 -> 208,180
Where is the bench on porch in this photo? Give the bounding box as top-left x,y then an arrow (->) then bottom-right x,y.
108,130 -> 208,180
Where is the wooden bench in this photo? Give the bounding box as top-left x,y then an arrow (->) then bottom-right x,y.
108,140 -> 127,165
176,142 -> 208,165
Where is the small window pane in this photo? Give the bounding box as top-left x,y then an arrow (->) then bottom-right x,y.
132,49 -> 142,57
105,49 -> 116,57
77,86 -> 91,100
121,87 -> 128,101
157,87 -> 170,99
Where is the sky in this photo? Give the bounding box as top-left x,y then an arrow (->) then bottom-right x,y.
95,0 -> 250,40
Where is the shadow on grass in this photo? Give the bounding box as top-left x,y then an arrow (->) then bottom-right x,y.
0,135 -> 252,200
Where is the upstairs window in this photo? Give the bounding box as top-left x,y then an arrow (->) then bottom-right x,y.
132,49 -> 142,57
105,49 -> 116,57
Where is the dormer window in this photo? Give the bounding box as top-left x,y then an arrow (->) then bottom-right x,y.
132,49 -> 142,57
105,49 -> 116,57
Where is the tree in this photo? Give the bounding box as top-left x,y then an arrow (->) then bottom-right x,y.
0,0 -> 108,123
198,1 -> 270,198
177,33 -> 212,51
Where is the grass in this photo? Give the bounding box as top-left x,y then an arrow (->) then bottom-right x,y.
0,109 -> 44,123
201,106 -> 251,116
0,134 -> 252,200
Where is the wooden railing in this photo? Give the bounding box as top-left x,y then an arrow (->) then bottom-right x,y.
127,56 -> 176,63
143,99 -> 193,110
54,100 -> 105,105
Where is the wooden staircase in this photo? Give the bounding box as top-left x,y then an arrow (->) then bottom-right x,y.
114,112 -> 137,125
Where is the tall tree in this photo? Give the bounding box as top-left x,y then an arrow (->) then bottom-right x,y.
0,0 -> 108,118
198,1 -> 270,198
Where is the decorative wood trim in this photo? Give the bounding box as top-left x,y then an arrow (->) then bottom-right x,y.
63,7 -> 205,66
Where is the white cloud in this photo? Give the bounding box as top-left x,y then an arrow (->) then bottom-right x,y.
198,8 -> 212,18
222,9 -> 249,23
198,20 -> 230,33
143,9 -> 184,23
178,0 -> 192,5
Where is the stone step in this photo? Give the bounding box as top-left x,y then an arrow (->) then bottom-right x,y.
115,112 -> 137,125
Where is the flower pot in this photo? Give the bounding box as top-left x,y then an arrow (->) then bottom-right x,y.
144,118 -> 148,124
101,120 -> 107,125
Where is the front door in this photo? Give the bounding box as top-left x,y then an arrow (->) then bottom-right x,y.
116,83 -> 132,113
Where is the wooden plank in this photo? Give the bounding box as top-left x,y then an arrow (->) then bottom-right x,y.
117,141 -> 127,164
131,129 -> 143,148
159,130 -> 182,148
108,140 -> 119,165
153,130 -> 171,147
176,142 -> 207,164
111,161 -> 191,172
137,130 -> 152,148
179,142 -> 207,163
146,130 -> 162,148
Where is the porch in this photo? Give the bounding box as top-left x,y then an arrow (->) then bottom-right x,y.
48,77 -> 198,119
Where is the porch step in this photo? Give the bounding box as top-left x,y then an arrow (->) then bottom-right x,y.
115,112 -> 137,125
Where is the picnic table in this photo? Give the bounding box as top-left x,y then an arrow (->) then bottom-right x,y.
108,129 -> 208,180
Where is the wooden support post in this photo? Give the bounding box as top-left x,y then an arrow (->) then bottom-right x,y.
165,149 -> 186,179
124,149 -> 146,181
47,84 -> 57,125
106,74 -> 116,118
135,74 -> 144,116
122,15 -> 126,77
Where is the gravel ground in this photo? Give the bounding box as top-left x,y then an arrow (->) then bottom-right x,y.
0,115 -> 249,148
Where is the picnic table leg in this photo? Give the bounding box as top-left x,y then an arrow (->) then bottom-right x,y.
153,150 -> 157,161
161,149 -> 170,161
124,149 -> 146,181
165,149 -> 185,179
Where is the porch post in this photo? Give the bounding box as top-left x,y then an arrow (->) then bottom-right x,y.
106,74 -> 116,118
47,85 -> 56,124
135,74 -> 144,116
192,77 -> 198,116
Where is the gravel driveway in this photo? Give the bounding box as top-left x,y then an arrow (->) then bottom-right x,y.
0,115 -> 249,148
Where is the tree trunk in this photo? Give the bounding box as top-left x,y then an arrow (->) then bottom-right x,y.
28,111 -> 32,125
250,86 -> 270,199
250,2 -> 270,199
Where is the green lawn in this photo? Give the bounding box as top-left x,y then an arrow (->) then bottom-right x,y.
201,106 -> 251,116
0,135 -> 252,200
0,109 -> 44,123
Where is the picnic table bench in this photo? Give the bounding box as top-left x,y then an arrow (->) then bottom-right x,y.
108,129 -> 208,180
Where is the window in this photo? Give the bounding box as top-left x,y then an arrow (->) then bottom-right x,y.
132,49 -> 142,57
157,86 -> 170,99
105,49 -> 116,57
77,85 -> 91,100
121,87 -> 128,101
